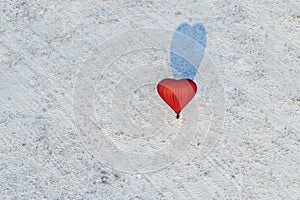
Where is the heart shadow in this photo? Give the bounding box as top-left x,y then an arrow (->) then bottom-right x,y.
170,23 -> 206,80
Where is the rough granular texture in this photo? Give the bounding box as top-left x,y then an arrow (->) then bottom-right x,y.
0,0 -> 299,199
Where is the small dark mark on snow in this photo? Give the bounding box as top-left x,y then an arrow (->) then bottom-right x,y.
174,11 -> 182,16
114,174 -> 120,180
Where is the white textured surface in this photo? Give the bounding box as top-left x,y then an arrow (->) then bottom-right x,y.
0,0 -> 299,199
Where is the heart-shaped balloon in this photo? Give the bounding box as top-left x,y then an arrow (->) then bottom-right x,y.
157,78 -> 197,118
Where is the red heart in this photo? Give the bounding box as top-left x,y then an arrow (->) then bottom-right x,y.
157,78 -> 197,118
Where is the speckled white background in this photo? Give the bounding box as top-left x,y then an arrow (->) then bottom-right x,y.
0,0 -> 299,199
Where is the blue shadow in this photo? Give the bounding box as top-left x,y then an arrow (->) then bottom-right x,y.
170,23 -> 206,80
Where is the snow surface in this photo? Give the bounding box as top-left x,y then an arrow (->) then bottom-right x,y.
0,0 -> 299,199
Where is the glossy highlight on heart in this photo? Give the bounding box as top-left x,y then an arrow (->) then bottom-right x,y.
157,78 -> 197,118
